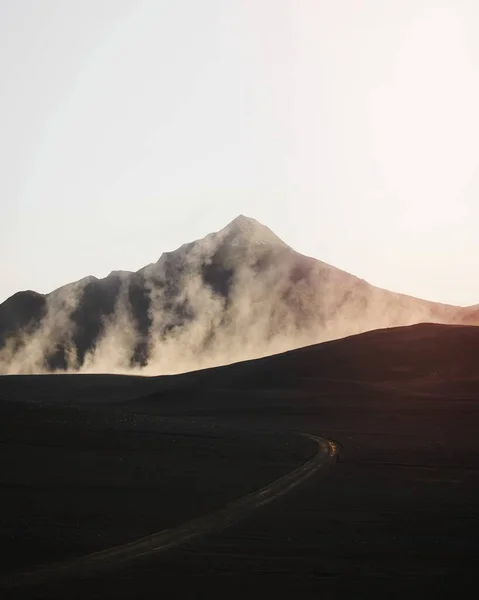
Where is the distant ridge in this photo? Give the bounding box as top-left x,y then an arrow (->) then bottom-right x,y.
0,215 -> 477,375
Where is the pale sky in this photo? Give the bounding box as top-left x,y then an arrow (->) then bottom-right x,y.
2,0 -> 479,306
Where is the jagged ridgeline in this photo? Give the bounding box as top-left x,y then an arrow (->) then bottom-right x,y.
1,216 -> 477,374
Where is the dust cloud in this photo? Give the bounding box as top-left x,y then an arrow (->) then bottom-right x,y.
0,216 -> 465,376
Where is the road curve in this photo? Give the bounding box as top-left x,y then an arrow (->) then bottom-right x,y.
6,433 -> 338,588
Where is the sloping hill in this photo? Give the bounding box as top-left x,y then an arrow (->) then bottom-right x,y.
167,322 -> 479,390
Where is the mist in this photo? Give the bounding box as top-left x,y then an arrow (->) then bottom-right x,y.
0,217 -> 471,377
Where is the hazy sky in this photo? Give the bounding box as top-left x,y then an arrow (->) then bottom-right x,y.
2,0 -> 479,306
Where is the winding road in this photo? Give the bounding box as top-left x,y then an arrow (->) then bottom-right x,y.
4,433 -> 338,590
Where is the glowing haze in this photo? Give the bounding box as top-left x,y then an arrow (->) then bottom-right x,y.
2,0 -> 479,306
2,216 -> 475,376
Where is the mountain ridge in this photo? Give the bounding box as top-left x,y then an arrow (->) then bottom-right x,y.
0,215 -> 476,375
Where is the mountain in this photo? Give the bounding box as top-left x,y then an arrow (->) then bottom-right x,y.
0,215 -> 476,375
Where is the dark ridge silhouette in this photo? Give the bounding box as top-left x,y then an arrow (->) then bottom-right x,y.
73,278 -> 119,361
127,273 -> 153,367
0,216 -> 477,374
114,322 -> 478,411
0,290 -> 46,346
186,322 -> 479,389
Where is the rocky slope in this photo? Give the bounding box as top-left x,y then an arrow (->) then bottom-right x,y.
0,215 -> 475,374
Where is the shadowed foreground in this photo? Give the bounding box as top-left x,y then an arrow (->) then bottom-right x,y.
1,323 -> 479,598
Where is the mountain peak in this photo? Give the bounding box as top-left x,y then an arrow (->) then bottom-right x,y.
230,214 -> 256,226
220,215 -> 287,247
